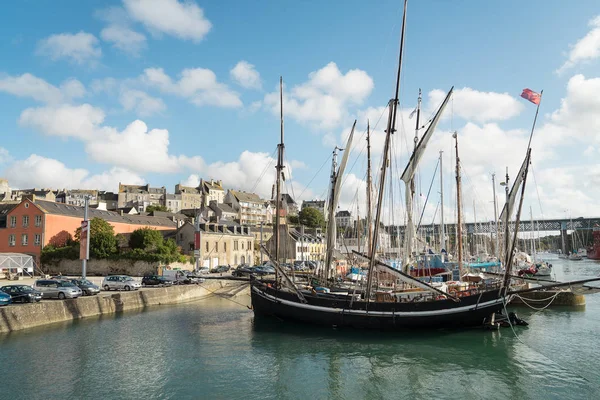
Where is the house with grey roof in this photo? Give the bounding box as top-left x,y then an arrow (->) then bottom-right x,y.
224,190 -> 268,226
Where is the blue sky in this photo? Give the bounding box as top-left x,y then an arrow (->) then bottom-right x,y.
1,0 -> 599,221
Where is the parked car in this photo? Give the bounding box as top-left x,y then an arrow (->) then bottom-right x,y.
142,275 -> 172,287
0,285 -> 42,303
34,279 -> 82,300
102,275 -> 141,291
0,290 -> 11,306
70,279 -> 100,296
197,267 -> 210,275
211,265 -> 231,273
255,265 -> 276,275
231,265 -> 255,277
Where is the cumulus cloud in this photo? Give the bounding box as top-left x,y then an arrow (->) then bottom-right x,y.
141,67 -> 242,108
557,16 -> 600,73
101,25 -> 146,56
230,61 -> 262,89
2,154 -> 144,191
119,89 -> 166,116
123,0 -> 212,42
36,32 -> 101,65
264,62 -> 374,129
0,147 -> 10,164
19,104 -> 105,140
428,87 -> 523,123
0,73 -> 85,103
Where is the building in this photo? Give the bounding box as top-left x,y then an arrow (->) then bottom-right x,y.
175,184 -> 203,210
165,194 -> 182,213
265,226 -> 325,263
200,179 -> 225,206
56,189 -> 99,207
225,190 -> 268,225
11,189 -> 56,203
98,192 -> 118,211
335,210 -> 353,229
117,184 -> 166,212
174,220 -> 254,267
201,201 -> 237,221
302,200 -> 326,217
0,198 -> 177,266
0,179 -> 10,201
0,203 -> 18,229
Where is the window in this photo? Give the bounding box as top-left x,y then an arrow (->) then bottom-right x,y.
22,234 -> 28,246
22,215 -> 29,227
9,216 -> 16,228
34,234 -> 41,246
224,242 -> 227,252
248,241 -> 251,249
214,242 -> 218,251
8,235 -> 15,247
35,215 -> 42,227
206,241 -> 209,252
241,241 -> 244,250
234,241 -> 238,250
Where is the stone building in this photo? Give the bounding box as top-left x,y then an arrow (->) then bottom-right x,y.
224,190 -> 268,226
56,189 -> 99,207
117,184 -> 166,211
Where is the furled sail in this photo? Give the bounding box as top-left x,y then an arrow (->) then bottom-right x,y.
499,149 -> 531,226
400,87 -> 454,183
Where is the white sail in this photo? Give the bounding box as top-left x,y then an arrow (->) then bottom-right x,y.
499,149 -> 531,226
400,87 -> 454,183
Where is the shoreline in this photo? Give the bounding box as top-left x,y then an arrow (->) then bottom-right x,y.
0,279 -> 248,333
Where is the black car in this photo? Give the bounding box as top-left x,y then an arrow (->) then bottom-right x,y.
232,265 -> 267,277
0,285 -> 43,303
211,265 -> 231,273
142,275 -> 173,287
70,279 -> 100,296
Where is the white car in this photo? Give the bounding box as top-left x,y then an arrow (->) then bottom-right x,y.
101,275 -> 141,291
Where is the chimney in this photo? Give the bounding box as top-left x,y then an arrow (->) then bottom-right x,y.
210,179 -> 214,185
217,180 -> 222,187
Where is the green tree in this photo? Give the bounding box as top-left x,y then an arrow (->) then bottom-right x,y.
299,207 -> 325,229
129,227 -> 164,251
146,204 -> 169,213
288,215 -> 299,224
75,217 -> 117,259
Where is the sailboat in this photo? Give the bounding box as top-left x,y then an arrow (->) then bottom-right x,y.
251,0 -> 516,330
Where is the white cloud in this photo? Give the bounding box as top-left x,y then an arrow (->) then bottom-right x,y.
557,16 -> 600,73
91,77 -> 118,94
0,73 -> 85,103
0,147 -> 10,164
2,154 -> 144,191
428,87 -> 523,123
36,32 -> 101,65
230,61 -> 261,89
19,104 -> 105,140
120,89 -> 166,116
123,0 -> 212,41
264,62 -> 374,129
181,174 -> 200,187
101,25 -> 146,55
141,67 -> 242,108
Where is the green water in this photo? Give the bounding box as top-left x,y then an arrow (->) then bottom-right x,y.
1,256 -> 599,400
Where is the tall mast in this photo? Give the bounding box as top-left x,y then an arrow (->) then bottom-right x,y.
492,173 -> 499,260
530,206 -> 536,261
366,0 -> 407,301
454,131 -> 463,279
503,167 -> 510,267
473,199 -> 478,257
324,148 -> 339,280
274,76 -> 285,281
439,151 -> 446,255
366,121 -> 373,257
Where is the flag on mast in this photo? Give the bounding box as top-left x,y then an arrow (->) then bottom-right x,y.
409,107 -> 417,119
520,88 -> 541,105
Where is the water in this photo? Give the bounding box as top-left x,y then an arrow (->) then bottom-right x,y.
1,257 -> 600,400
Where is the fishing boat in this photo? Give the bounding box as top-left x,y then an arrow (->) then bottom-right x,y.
251,0 -> 521,330
586,226 -> 600,260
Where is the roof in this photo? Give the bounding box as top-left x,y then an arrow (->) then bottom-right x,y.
202,179 -> 224,191
165,194 -> 181,200
229,190 -> 262,203
150,211 -> 188,220
303,200 -> 325,206
213,202 -> 236,214
176,185 -> 201,194
0,203 -> 18,216
336,210 -> 351,217
33,200 -> 177,228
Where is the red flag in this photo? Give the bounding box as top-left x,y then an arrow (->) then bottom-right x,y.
520,88 -> 541,105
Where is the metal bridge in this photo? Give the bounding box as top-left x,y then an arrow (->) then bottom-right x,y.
387,217 -> 600,236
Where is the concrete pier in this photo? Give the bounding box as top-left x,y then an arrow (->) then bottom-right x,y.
511,290 -> 585,307
0,280 -> 248,333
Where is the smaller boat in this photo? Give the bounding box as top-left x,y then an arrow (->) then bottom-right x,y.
569,252 -> 583,261
517,262 -> 552,278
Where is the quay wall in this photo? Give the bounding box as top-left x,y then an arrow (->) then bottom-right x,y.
42,259 -> 192,277
0,280 -> 247,334
511,290 -> 586,307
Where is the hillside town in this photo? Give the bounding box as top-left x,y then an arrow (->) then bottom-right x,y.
0,177 -> 381,273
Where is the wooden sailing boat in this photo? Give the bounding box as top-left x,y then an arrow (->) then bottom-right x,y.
251,0 -> 516,329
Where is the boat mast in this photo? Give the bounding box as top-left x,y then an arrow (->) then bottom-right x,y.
473,200 -> 478,257
412,89 -> 421,245
454,131 -> 464,279
366,121 -> 373,257
492,173 -> 499,260
366,0 -> 407,301
324,147 -> 340,280
275,76 -> 285,283
440,151 -> 446,255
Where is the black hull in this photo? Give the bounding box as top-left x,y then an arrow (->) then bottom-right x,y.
250,283 -> 509,330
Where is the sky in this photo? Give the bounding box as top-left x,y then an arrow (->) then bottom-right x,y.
1,0 -> 600,224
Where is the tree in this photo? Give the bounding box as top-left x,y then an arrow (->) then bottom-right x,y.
75,217 -> 117,259
146,204 -> 169,213
288,215 -> 299,224
129,227 -> 164,251
298,207 -> 325,229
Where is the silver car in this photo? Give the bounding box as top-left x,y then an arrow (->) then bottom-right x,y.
34,279 -> 82,300
101,275 -> 141,291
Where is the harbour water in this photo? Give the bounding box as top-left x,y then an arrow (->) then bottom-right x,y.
1,256 -> 600,400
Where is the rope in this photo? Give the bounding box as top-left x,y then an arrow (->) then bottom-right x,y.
514,291 -> 561,311
198,282 -> 252,310
297,153 -> 332,200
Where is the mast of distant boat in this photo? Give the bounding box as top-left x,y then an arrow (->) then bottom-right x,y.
440,151 -> 446,256
274,77 -> 285,285
366,121 -> 373,258
454,131 -> 464,279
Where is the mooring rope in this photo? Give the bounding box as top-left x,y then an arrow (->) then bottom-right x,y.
514,291 -> 562,311
197,282 -> 252,310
